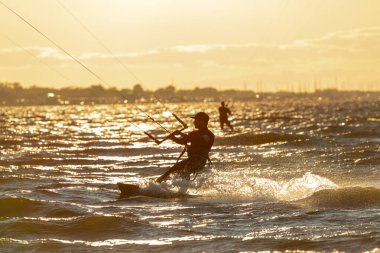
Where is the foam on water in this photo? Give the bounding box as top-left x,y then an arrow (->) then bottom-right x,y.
128,171 -> 339,203
196,170 -> 337,202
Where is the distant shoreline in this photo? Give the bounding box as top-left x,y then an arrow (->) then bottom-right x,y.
1,82 -> 379,106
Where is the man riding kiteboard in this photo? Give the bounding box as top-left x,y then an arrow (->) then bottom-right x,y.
156,112 -> 214,183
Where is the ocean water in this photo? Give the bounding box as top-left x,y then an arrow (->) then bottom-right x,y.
0,95 -> 379,253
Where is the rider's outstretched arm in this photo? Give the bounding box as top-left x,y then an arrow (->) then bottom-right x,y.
169,130 -> 189,145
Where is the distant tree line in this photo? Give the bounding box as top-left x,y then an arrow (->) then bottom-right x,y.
0,82 -> 378,106
0,82 -> 256,105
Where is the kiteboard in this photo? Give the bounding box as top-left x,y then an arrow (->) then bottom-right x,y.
117,182 -> 197,199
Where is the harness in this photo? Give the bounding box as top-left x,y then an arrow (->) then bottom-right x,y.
176,145 -> 212,167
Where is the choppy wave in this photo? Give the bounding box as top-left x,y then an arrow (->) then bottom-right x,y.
1,235 -> 379,253
55,215 -> 141,236
0,197 -> 44,217
0,139 -> 24,147
7,158 -> 116,166
298,186 -> 380,208
2,215 -> 142,241
343,130 -> 380,138
215,132 -> 308,146
2,100 -> 380,252
0,197 -> 85,217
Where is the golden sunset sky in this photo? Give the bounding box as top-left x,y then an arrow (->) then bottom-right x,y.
0,0 -> 379,91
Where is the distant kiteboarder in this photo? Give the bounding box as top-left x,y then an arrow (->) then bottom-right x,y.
156,112 -> 214,183
218,101 -> 233,131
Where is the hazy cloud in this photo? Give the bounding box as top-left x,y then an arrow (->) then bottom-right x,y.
3,27 -> 379,64
1,27 -> 379,87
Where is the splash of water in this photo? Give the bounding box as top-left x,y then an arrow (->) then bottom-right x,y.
198,171 -> 337,201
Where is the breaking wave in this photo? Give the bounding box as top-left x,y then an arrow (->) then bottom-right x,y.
195,172 -> 337,202
298,186 -> 380,208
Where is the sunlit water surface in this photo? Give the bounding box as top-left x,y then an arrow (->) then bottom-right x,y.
1,96 -> 379,252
